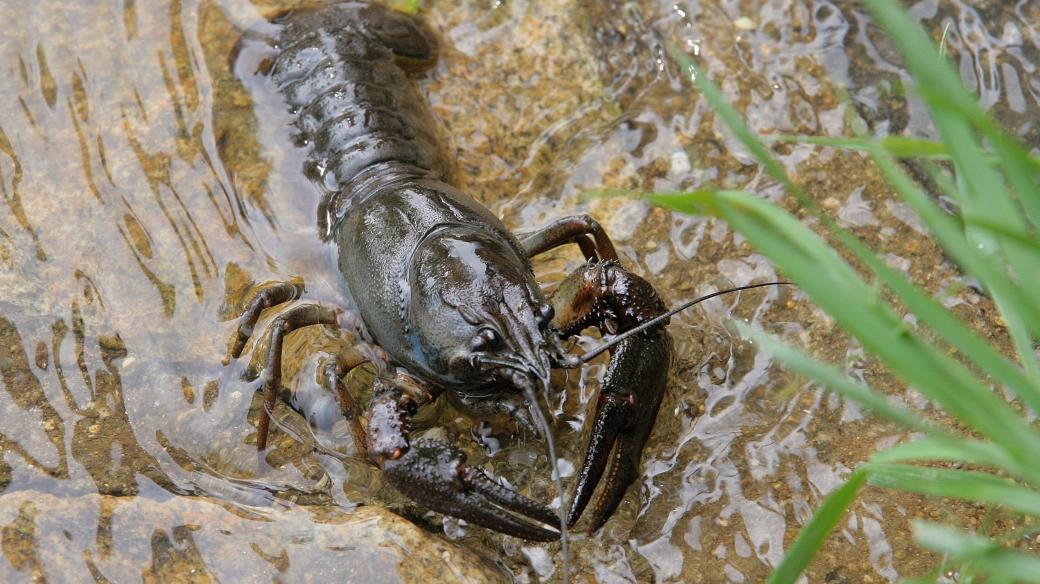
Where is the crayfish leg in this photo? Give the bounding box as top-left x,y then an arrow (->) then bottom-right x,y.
226,278 -> 305,361
521,214 -> 619,262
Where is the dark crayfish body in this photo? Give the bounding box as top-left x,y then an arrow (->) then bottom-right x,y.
230,2 -> 673,542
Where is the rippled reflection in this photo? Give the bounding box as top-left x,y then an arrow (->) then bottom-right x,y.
0,0 -> 1034,581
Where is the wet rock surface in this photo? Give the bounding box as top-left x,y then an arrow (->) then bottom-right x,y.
0,491 -> 507,583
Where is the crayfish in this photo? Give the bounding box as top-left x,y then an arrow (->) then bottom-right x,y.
227,2 -> 779,547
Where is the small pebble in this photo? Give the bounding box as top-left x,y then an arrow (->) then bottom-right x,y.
734,17 -> 756,30
669,150 -> 692,175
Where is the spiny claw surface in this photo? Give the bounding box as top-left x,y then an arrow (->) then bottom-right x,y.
568,330 -> 672,532
383,439 -> 559,541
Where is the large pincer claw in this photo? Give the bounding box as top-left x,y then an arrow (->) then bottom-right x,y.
567,329 -> 673,532
384,440 -> 561,541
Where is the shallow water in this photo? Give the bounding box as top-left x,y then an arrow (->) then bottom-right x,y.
0,0 -> 1037,582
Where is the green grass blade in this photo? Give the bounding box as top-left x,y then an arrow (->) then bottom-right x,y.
863,463 -> 1040,517
983,131 -> 1040,230
914,522 -> 1040,583
668,189 -> 1040,474
736,323 -> 940,435
772,135 -> 952,159
387,0 -> 422,14
861,0 -> 1040,230
665,48 -> 1040,410
931,109 -> 1040,335
774,134 -> 1040,168
739,324 -> 1031,479
673,33 -> 1040,324
869,152 -> 1040,379
768,470 -> 868,584
668,46 -> 796,193
999,295 -> 1040,384
870,436 -> 1019,472
797,0 -> 1040,374
861,0 -> 1040,320
915,159 -> 1040,256
813,199 -> 1040,416
827,217 -> 1040,415
879,136 -> 948,158
668,2 -> 1040,581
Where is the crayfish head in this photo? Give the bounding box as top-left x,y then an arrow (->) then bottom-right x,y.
405,224 -> 574,393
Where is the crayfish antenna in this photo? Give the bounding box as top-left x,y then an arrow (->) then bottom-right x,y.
580,280 -> 791,363
520,376 -> 570,584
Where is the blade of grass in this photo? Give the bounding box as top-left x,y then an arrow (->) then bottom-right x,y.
667,48 -> 1040,408
673,39 -> 1040,340
738,323 -> 1032,479
769,461 -> 1040,584
796,181 -> 1040,415
668,46 -> 797,194
863,463 -> 1040,517
870,436 -> 1018,472
914,522 -> 1040,583
861,0 -> 1040,229
938,22 -> 951,59
825,214 -> 1040,414
869,151 -> 1040,385
927,109 -> 1040,375
667,3 -> 1040,581
387,0 -> 422,14
771,135 -> 952,159
874,155 -> 1040,389
996,295 -> 1040,384
839,242 -> 1040,415
916,160 -> 1040,253
735,323 -> 942,435
777,135 -> 1040,172
655,189 -> 1040,476
774,134 -> 1040,168
860,0 -> 1040,337
767,470 -> 868,584
981,130 -> 1040,231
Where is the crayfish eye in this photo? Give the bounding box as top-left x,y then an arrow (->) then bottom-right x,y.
536,304 -> 554,328
470,328 -> 499,351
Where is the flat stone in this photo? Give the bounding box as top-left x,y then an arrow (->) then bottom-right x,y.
0,491 -> 507,583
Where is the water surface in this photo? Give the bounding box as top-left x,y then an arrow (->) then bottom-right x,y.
1,0 -> 1037,581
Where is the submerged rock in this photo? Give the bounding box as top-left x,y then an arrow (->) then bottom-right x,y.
0,491 -> 508,583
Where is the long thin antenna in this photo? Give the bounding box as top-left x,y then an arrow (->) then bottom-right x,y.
581,281 -> 791,363
519,378 -> 569,584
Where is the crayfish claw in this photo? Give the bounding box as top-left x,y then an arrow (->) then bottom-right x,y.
383,440 -> 560,542
566,391 -> 628,528
567,330 -> 672,532
464,466 -> 561,528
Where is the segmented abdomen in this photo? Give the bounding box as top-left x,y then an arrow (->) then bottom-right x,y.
268,5 -> 446,200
